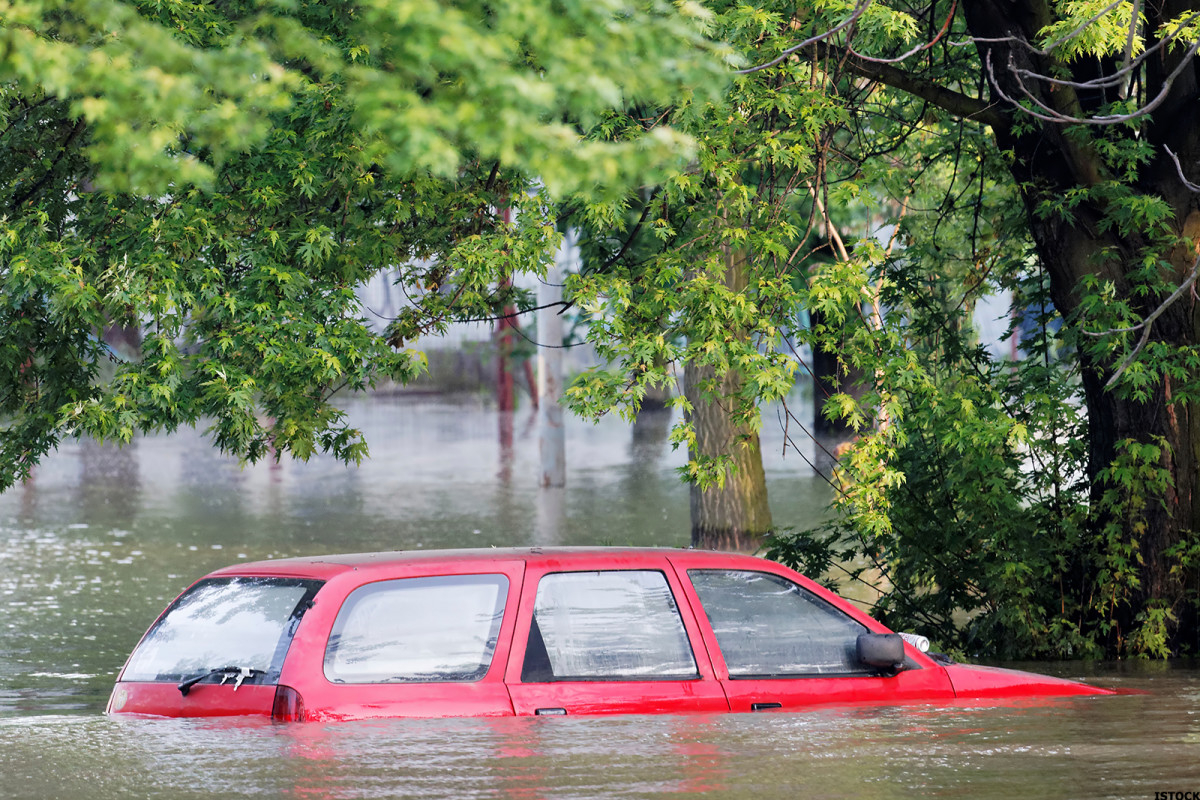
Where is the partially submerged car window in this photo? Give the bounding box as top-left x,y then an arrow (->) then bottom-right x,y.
688,570 -> 870,677
522,570 -> 698,682
324,574 -> 508,683
122,577 -> 322,683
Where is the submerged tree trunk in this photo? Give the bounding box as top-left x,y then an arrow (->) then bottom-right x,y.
1072,279 -> 1200,653
684,358 -> 773,550
683,248 -> 773,551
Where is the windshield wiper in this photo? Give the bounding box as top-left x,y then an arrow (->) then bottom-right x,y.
177,666 -> 266,696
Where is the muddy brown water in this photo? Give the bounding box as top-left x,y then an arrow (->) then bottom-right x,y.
1,396 -> 1196,798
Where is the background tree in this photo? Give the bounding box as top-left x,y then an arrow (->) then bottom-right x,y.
566,0 -> 859,549
0,0 -> 727,490
568,0 -> 1200,656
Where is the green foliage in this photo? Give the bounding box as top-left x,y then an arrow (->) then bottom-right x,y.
761,0 -> 1200,660
0,0 -> 728,489
1,0 -> 727,194
1038,1 -> 1145,58
565,0 -> 857,489
5,0 -> 1200,661
565,0 -> 1200,658
775,247 -> 1112,658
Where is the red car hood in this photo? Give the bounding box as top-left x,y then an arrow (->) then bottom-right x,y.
942,662 -> 1116,699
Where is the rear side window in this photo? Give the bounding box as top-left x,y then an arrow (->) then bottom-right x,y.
522,570 -> 698,681
324,574 -> 508,683
688,570 -> 869,677
122,577 -> 322,682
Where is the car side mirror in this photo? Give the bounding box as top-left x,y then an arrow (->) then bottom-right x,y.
857,633 -> 906,672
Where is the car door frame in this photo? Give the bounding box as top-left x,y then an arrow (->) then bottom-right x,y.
665,553 -> 955,712
278,557 -> 528,721
503,552 -> 730,716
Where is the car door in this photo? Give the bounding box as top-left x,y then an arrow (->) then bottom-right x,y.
504,560 -> 729,716
280,561 -> 526,720
673,563 -> 954,712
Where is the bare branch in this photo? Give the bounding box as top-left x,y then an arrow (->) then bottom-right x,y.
1165,146 -> 1200,193
749,3 -> 1200,131
985,38 -> 1200,126
946,6 -> 1199,106
974,7 -> 1200,126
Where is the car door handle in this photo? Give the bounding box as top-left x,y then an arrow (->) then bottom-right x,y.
751,702 -> 782,711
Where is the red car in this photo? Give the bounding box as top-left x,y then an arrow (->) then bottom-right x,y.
107,547 -> 1113,721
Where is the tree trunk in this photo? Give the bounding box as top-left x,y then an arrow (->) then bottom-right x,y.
683,248 -> 773,551
1075,301 -> 1200,652
809,307 -> 867,438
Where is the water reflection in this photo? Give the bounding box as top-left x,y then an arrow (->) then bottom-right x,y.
534,487 -> 565,546
77,438 -> 142,525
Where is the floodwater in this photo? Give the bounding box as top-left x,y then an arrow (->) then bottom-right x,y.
1,395 -> 1197,798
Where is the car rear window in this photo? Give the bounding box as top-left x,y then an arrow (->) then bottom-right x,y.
121,577 -> 322,682
688,570 -> 869,677
522,570 -> 698,681
324,574 -> 508,683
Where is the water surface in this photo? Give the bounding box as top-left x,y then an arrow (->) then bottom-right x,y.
0,396 -> 1195,798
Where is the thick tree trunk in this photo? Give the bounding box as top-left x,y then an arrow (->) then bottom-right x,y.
683,248 -> 773,551
1079,349 -> 1200,651
959,0 -> 1200,652
684,358 -> 773,550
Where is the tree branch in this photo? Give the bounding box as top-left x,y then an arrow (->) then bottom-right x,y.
847,0 -> 958,65
735,0 -> 873,75
1165,146 -> 1200,193
813,42 -> 1009,130
988,37 -> 1200,126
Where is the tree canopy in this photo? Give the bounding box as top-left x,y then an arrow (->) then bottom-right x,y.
783,0 -> 1200,659
5,0 -> 1200,658
566,0 -> 1200,658
1,0 -> 726,487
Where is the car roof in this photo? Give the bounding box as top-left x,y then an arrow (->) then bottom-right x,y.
206,546 -> 773,580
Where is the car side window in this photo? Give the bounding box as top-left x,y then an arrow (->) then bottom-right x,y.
522,570 -> 698,681
324,574 -> 507,683
688,570 -> 870,677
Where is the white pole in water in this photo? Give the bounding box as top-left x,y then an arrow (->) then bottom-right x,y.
537,232 -> 570,488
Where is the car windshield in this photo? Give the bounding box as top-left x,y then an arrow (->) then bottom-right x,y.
121,577 -> 322,683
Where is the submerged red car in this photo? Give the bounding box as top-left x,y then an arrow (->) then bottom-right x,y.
107,547 -> 1113,721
